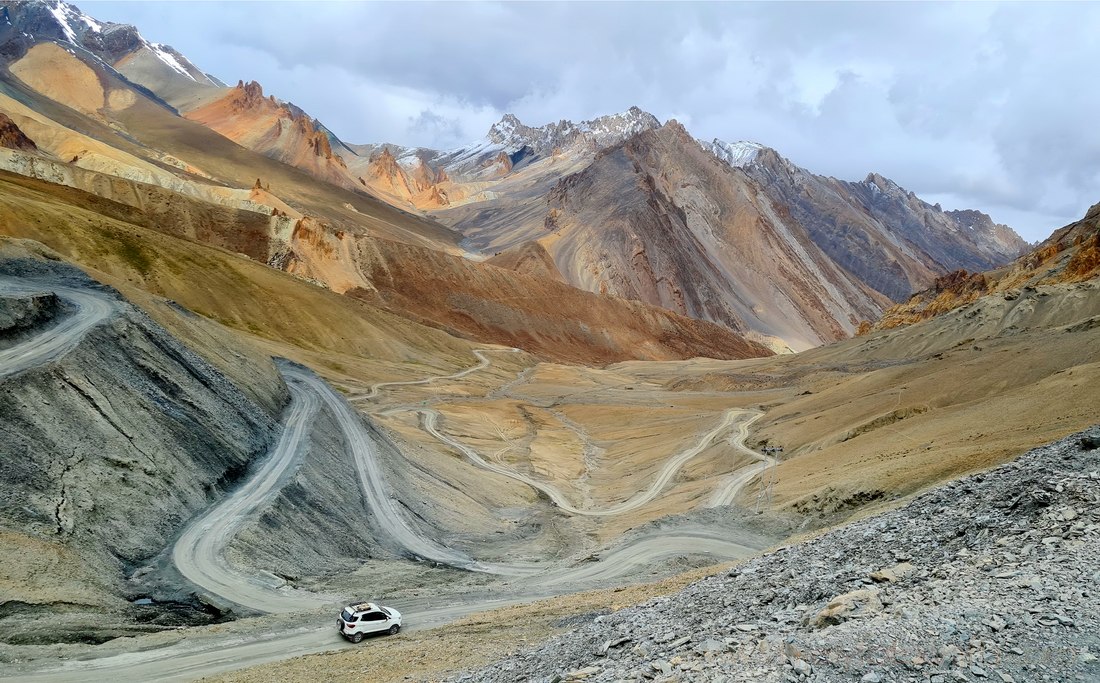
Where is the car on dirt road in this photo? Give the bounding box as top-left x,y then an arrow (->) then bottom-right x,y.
338,602 -> 403,643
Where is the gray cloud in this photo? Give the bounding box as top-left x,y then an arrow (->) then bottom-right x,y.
86,1 -> 1100,240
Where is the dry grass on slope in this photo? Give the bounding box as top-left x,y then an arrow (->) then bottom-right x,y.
610,281 -> 1100,527
109,92 -> 462,252
0,173 -> 481,386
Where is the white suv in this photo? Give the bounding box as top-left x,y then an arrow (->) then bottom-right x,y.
337,602 -> 403,643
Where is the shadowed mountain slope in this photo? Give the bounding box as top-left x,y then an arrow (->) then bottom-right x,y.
871,201 -> 1100,332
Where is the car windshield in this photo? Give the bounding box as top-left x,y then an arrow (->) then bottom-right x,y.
380,607 -> 392,616
341,609 -> 356,622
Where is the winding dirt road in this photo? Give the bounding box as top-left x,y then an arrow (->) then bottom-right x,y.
0,278 -> 117,381
0,283 -> 772,682
706,411 -> 776,508
420,407 -> 754,516
287,365 -> 534,576
171,369 -> 332,614
349,348 -> 521,401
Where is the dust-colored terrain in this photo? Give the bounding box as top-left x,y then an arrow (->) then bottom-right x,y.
0,4 -> 1094,683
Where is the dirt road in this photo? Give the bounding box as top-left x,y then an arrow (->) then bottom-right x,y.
349,348 -> 521,400
0,286 -> 769,681
706,411 -> 776,507
420,406 -> 755,516
171,368 -> 334,613
0,278 -> 117,381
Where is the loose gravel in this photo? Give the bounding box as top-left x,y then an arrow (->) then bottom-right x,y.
451,427 -> 1100,683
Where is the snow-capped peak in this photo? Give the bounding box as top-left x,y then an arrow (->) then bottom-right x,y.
486,107 -> 661,155
148,42 -> 197,81
15,0 -> 213,86
701,139 -> 764,168
45,0 -> 101,43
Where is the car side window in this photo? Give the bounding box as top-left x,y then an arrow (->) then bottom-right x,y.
364,612 -> 386,621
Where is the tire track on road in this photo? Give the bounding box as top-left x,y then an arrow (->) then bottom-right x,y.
171,367 -> 332,614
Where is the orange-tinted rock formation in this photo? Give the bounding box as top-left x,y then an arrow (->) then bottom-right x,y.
0,113 -> 37,152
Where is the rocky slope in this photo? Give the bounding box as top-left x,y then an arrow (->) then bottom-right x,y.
731,146 -> 1028,302
451,426 -> 1100,683
429,122 -> 1024,351
0,0 -> 222,110
184,80 -> 361,193
0,112 -> 36,152
285,224 -> 773,364
871,201 -> 1100,332
0,240 -> 286,643
522,121 -> 889,351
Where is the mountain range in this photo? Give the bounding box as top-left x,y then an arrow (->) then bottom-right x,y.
0,0 -> 1026,354
1,2 -> 1098,680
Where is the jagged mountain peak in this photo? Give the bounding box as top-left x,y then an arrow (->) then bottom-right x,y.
861,171 -> 909,196
700,138 -> 766,168
485,106 -> 661,155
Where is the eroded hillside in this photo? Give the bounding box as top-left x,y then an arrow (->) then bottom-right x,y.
871,201 -> 1100,332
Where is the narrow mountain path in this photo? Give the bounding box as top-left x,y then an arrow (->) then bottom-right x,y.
347,348 -> 522,401
171,369 -> 332,614
0,278 -> 117,381
705,411 -> 776,508
419,406 -> 753,517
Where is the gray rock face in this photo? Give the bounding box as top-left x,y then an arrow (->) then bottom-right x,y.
0,251 -> 286,641
450,427 -> 1100,682
731,148 -> 1029,302
0,291 -> 60,344
228,371 -> 386,582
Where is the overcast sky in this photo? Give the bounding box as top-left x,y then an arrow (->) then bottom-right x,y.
85,1 -> 1099,242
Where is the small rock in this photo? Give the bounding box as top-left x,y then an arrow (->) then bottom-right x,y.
869,568 -> 898,583
667,635 -> 691,649
810,589 -> 883,627
695,638 -> 726,654
790,658 -> 812,676
939,644 -> 960,666
597,636 -> 631,655
862,673 -> 883,682
870,562 -> 916,583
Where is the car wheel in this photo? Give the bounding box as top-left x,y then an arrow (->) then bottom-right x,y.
351,632 -> 364,643
388,624 -> 400,635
